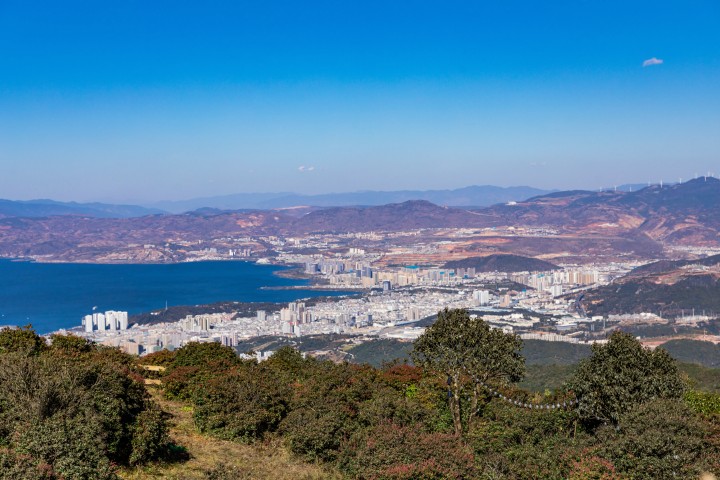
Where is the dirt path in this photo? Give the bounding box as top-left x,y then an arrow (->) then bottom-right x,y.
119,388 -> 341,479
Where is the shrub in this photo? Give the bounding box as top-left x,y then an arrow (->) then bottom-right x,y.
130,403 -> 170,465
163,365 -> 202,400
279,406 -> 350,461
139,348 -> 177,367
48,333 -> 93,356
0,447 -> 58,479
85,363 -> 149,462
599,398 -> 707,479
0,325 -> 46,355
173,342 -> 238,367
566,450 -> 622,480
13,411 -> 117,480
193,364 -> 290,441
338,422 -> 477,479
0,329 -> 173,475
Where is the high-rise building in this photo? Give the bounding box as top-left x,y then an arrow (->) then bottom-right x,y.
95,313 -> 106,331
81,310 -> 128,332
473,290 -> 490,306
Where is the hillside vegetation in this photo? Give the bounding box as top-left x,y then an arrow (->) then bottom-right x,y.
2,313 -> 720,479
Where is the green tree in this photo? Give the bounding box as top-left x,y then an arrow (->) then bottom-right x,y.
412,308 -> 525,436
568,331 -> 685,427
0,325 -> 46,355
48,333 -> 93,357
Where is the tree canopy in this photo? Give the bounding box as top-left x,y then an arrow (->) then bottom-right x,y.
568,331 -> 686,427
412,308 -> 525,435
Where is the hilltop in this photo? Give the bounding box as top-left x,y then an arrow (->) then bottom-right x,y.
444,254 -> 559,273
289,200 -> 487,233
581,254 -> 720,317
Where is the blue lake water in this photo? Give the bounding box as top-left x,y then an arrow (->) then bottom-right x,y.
0,259 -> 350,334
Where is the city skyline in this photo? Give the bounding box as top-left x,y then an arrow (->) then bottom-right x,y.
1,1 -> 719,202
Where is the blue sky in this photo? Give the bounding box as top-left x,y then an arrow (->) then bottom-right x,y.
1,1 -> 718,202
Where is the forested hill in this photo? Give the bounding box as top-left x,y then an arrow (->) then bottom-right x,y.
444,254 -> 559,272
581,254 -> 720,317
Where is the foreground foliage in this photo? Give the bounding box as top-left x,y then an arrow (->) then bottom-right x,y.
3,314 -> 719,479
150,316 -> 720,479
0,328 -> 171,479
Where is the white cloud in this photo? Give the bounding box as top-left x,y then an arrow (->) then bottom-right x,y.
298,165 -> 315,173
642,57 -> 664,67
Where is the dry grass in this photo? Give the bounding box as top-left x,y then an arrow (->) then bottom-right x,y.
118,388 -> 342,480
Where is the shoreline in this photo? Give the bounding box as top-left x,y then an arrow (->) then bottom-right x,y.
260,285 -> 368,292
1,258 -> 354,336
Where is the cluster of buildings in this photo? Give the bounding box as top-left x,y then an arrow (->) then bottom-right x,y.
83,310 -> 128,332
510,268 -> 603,293
178,313 -> 234,332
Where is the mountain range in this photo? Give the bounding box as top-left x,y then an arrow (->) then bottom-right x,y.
3,178 -> 720,262
148,185 -> 553,213
474,177 -> 720,245
0,199 -> 163,219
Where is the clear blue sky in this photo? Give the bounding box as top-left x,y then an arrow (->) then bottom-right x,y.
1,0 -> 718,202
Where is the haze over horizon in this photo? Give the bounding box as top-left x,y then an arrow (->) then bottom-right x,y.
1,1 -> 719,203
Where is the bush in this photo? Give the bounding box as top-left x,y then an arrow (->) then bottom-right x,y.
130,403 -> 170,465
599,398 -> 707,479
13,411 -> 117,480
566,450 -> 622,480
0,447 -> 58,479
163,365 -> 202,400
48,333 -> 93,356
0,329 -> 173,476
139,348 -> 177,367
338,422 -> 477,479
0,325 -> 46,355
193,364 -> 290,441
173,342 -> 238,367
279,406 -> 350,461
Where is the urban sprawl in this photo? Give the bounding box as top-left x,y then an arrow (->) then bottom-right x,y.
66,228 -> 720,357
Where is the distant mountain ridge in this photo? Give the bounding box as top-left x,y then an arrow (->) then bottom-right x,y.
150,185 -> 553,213
4,178 -> 720,262
478,177 -> 720,245
0,199 -> 165,218
289,200 -> 488,233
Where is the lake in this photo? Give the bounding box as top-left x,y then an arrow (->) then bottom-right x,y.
0,259 -> 351,334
